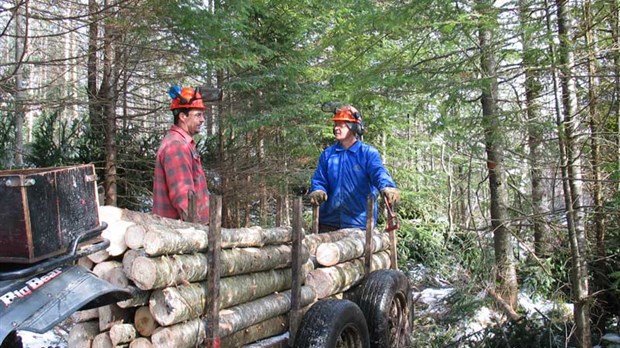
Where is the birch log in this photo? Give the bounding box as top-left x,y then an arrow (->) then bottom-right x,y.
117,286 -> 150,308
87,249 -> 110,263
70,308 -> 99,323
129,338 -> 153,348
92,332 -> 113,348
77,256 -> 94,270
99,205 -> 132,256
131,244 -> 308,290
92,261 -> 122,278
131,253 -> 208,290
150,268 -> 295,326
303,229 -> 363,255
109,323 -> 137,346
142,225 -> 292,256
102,267 -> 130,289
122,249 -> 146,279
151,287 -> 316,348
218,286 -> 316,336
305,251 -> 391,299
99,304 -> 135,331
134,306 -> 159,337
150,319 -> 206,348
124,224 -> 147,250
219,314 -> 288,348
315,233 -> 391,267
67,321 -> 100,348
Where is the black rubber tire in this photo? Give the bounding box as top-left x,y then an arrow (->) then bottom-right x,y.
293,299 -> 370,348
356,269 -> 412,348
0,331 -> 23,348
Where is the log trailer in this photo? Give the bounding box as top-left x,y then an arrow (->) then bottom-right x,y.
0,164 -> 413,348
194,194 -> 413,348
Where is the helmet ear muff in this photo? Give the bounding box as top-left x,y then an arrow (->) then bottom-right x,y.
346,121 -> 365,136
351,110 -> 364,136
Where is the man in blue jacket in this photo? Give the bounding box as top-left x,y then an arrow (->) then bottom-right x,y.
309,105 -> 400,232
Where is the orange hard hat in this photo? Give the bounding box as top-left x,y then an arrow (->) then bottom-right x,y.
332,105 -> 361,123
170,87 -> 206,110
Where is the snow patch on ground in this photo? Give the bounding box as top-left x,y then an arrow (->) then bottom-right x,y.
18,326 -> 67,348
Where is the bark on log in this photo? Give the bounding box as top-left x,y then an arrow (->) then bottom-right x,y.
151,287 -> 315,348
125,224 -> 147,250
98,206 -> 294,255
109,323 -> 137,346
67,321 -> 100,348
220,244 -> 308,277
303,229 -> 363,255
150,268 -> 296,326
71,308 -> 99,323
117,286 -> 150,308
134,306 -> 159,337
219,314 -> 287,348
218,286 -> 316,337
92,332 -> 113,348
305,251 -> 391,299
131,244 -> 307,290
92,261 -> 122,278
131,253 -> 207,290
142,225 -> 292,256
315,233 -> 391,267
151,319 -> 206,348
129,337 -> 153,348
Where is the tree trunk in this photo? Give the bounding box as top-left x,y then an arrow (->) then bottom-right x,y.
519,0 -> 550,257
102,0 -> 117,206
110,323 -> 137,346
555,0 -> 591,344
305,251 -> 392,299
477,0 -> 518,309
219,314 -> 288,347
315,233 -> 390,267
134,306 -> 159,337
150,267 -> 299,326
585,0 -> 605,262
13,0 -> 27,167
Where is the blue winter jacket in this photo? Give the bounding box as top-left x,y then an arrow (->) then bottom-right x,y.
310,140 -> 397,229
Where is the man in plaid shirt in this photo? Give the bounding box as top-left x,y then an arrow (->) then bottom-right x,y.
153,86 -> 209,223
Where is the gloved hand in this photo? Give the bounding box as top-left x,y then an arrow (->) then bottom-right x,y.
382,187 -> 400,205
308,190 -> 328,205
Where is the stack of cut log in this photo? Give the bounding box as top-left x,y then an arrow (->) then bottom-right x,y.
67,206 -> 392,348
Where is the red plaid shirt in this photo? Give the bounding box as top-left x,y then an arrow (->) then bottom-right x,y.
153,125 -> 209,223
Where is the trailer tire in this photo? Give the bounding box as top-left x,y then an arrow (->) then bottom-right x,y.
293,299 -> 370,348
0,331 -> 23,348
357,269 -> 412,348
